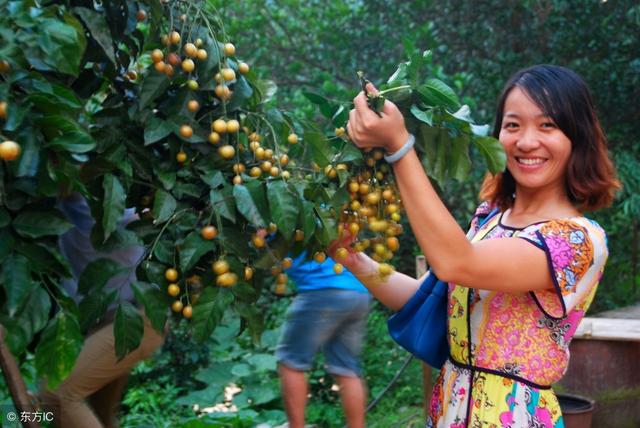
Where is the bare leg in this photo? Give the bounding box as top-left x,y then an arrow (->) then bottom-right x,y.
278,363 -> 308,428
89,374 -> 129,428
334,374 -> 367,428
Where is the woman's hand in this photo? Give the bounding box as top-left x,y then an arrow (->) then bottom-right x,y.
326,227 -> 368,273
347,83 -> 410,154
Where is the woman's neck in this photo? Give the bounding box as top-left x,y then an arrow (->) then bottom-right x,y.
505,187 -> 580,226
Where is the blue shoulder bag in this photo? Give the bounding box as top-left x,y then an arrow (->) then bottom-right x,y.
387,208 -> 499,368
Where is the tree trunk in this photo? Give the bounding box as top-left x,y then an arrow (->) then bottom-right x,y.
0,325 -> 41,428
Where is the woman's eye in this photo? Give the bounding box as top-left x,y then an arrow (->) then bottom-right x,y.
541,122 -> 557,129
503,122 -> 518,129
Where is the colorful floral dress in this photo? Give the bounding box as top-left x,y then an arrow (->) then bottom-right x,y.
427,203 -> 608,428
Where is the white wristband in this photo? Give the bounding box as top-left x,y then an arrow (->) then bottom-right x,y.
383,134 -> 415,163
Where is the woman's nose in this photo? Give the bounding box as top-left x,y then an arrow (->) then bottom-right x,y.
516,128 -> 541,151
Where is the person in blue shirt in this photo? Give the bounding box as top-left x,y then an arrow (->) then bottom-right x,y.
276,252 -> 371,428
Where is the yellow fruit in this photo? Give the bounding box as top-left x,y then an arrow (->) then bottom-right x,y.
214,72 -> 223,83
275,282 -> 286,295
0,60 -> 11,73
218,145 -> 235,159
232,163 -> 246,174
0,140 -> 20,161
276,273 -> 288,285
335,247 -> 349,261
269,166 -> 279,177
212,260 -> 230,275
260,160 -> 272,172
382,189 -> 394,201
282,257 -> 293,270
167,284 -> 180,297
378,263 -> 394,276
208,132 -> 220,145
287,133 -> 298,144
187,79 -> 198,90
165,268 -> 179,282
244,266 -> 254,280
169,31 -> 181,45
252,234 -> 266,248
226,119 -> 240,133
196,49 -> 207,60
215,84 -> 231,100
136,9 -> 147,22
391,212 -> 401,222
179,124 -> 193,138
167,52 -> 181,66
217,272 -> 238,287
281,170 -> 290,179
279,154 -> 289,166
268,223 -> 278,233
349,222 -> 360,235
249,132 -> 261,142
182,305 -> 193,318
187,100 -> 200,112
221,68 -> 236,81
294,229 -> 304,241
223,43 -> 236,56
212,119 -> 227,133
182,58 -> 195,73
183,43 -> 197,57
238,62 -> 250,74
153,61 -> 166,73
201,225 -> 218,240
176,151 -> 187,163
348,181 -> 360,193
335,127 -> 345,137
249,166 -> 261,177
333,263 -> 344,274
171,300 -> 184,312
151,49 -> 164,63
314,251 -> 326,263
233,175 -> 243,185
366,192 -> 381,205
195,38 -> 203,47
126,70 -> 138,81
324,165 -> 337,179
386,236 -> 400,251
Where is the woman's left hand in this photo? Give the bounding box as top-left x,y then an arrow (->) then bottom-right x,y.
347,84 -> 410,153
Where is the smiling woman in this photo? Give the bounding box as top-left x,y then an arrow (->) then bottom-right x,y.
342,64 -> 620,427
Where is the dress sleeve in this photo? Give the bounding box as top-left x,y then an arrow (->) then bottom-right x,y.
467,201 -> 495,236
517,219 -> 608,319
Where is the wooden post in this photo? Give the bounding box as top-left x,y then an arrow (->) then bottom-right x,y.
415,256 -> 433,417
0,325 -> 41,428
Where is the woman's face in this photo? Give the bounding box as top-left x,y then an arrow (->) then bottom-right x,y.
499,87 -> 572,196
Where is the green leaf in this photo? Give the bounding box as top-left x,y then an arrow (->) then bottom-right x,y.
210,188 -> 236,223
73,7 -> 116,65
139,71 -> 170,110
247,353 -> 277,372
35,311 -> 84,389
231,363 -> 251,377
267,181 -> 299,240
299,201 -> 317,243
152,190 -> 177,224
410,105 -> 433,126
417,78 -> 460,109
78,290 -> 117,333
0,208 -> 10,228
192,287 -> 224,342
475,136 -> 507,174
48,130 -> 96,154
450,136 -> 472,181
114,302 -> 144,360
305,131 -> 332,167
336,143 -> 363,163
2,254 -> 34,317
15,242 -> 72,277
144,117 -> 173,145
102,174 -> 126,241
131,281 -> 168,334
78,258 -> 127,295
233,184 -> 266,227
179,231 -> 214,272
449,104 -> 473,123
2,285 -> 51,356
12,211 -> 73,238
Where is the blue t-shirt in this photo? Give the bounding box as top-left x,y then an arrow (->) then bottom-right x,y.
285,252 -> 369,294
